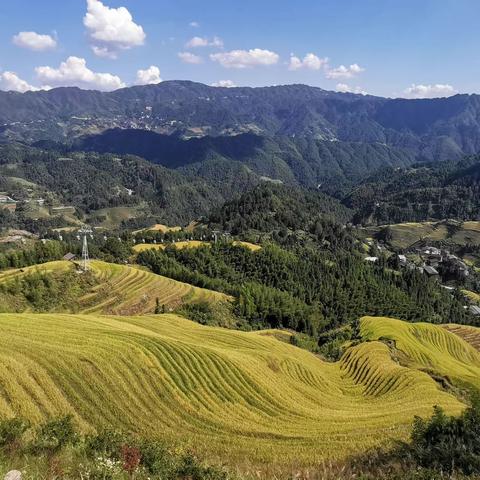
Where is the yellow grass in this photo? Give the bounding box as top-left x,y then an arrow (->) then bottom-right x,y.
0,260 -> 229,315
132,224 -> 182,235
0,313 -> 468,469
232,241 -> 262,251
462,289 -> 480,304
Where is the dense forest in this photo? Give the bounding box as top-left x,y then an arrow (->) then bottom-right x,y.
348,155 -> 480,224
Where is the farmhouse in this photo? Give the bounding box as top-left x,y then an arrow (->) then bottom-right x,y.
469,305 -> 480,316
0,195 -> 17,212
423,265 -> 439,276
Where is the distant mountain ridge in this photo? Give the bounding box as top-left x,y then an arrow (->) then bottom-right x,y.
2,81 -> 480,164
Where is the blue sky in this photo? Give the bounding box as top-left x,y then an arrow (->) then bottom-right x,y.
0,0 -> 478,97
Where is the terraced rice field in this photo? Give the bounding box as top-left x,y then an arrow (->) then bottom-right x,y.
133,240 -> 209,253
361,316 -> 480,391
133,240 -> 262,253
0,314 -> 469,468
0,260 -> 228,315
363,221 -> 480,249
443,324 -> 480,352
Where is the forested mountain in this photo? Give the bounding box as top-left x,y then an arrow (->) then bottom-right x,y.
347,155 -> 480,224
2,81 -> 480,176
73,128 -> 414,193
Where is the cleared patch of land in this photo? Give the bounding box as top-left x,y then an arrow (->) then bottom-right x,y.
443,324 -> 480,352
0,313 -> 470,467
362,221 -> 480,250
132,224 -> 182,235
0,260 -> 228,315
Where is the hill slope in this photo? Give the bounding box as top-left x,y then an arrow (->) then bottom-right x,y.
0,260 -> 228,314
361,316 -> 480,391
0,313 -> 472,467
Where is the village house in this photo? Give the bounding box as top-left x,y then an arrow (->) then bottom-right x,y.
0,195 -> 17,212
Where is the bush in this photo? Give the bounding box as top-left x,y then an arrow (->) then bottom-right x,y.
85,429 -> 129,460
408,398 -> 480,474
0,418 -> 29,451
31,415 -> 77,454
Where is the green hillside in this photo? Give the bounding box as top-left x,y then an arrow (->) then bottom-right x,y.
0,313 -> 472,468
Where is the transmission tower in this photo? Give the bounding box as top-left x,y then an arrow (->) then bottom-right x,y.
79,225 -> 92,272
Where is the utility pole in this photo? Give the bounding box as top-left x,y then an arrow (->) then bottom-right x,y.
79,225 -> 92,272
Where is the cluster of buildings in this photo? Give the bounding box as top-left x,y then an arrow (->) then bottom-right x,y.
415,246 -> 470,278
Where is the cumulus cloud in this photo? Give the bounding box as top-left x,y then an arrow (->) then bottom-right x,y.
12,31 -> 57,51
336,83 -> 367,95
326,63 -> 365,79
210,48 -> 279,69
288,53 -> 328,71
403,83 -> 456,99
186,36 -> 223,48
211,79 -> 236,88
135,66 -> 161,85
0,71 -> 39,92
84,0 -> 146,59
35,56 -> 125,91
178,52 -> 203,64
189,21 -> 200,28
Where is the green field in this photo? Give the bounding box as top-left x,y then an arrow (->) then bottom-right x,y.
0,260 -> 229,315
0,314 -> 476,469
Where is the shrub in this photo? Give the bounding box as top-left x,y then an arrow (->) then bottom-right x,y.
0,418 -> 30,451
31,415 -> 77,454
408,397 -> 480,474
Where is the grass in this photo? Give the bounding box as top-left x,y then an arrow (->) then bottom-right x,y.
0,260 -> 229,315
360,316 -> 480,391
443,324 -> 480,352
132,223 -> 182,235
0,314 -> 469,470
462,289 -> 480,304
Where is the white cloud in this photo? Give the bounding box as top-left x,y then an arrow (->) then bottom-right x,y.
178,52 -> 203,64
403,83 -> 457,99
288,53 -> 328,71
12,31 -> 57,51
135,66 -> 161,85
0,71 -> 39,92
189,21 -> 200,28
336,83 -> 367,95
211,80 -> 236,88
326,63 -> 365,79
84,0 -> 146,59
35,56 -> 125,91
186,36 -> 223,48
210,48 -> 279,69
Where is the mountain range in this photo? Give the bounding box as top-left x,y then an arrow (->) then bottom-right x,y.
3,81 -> 480,227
